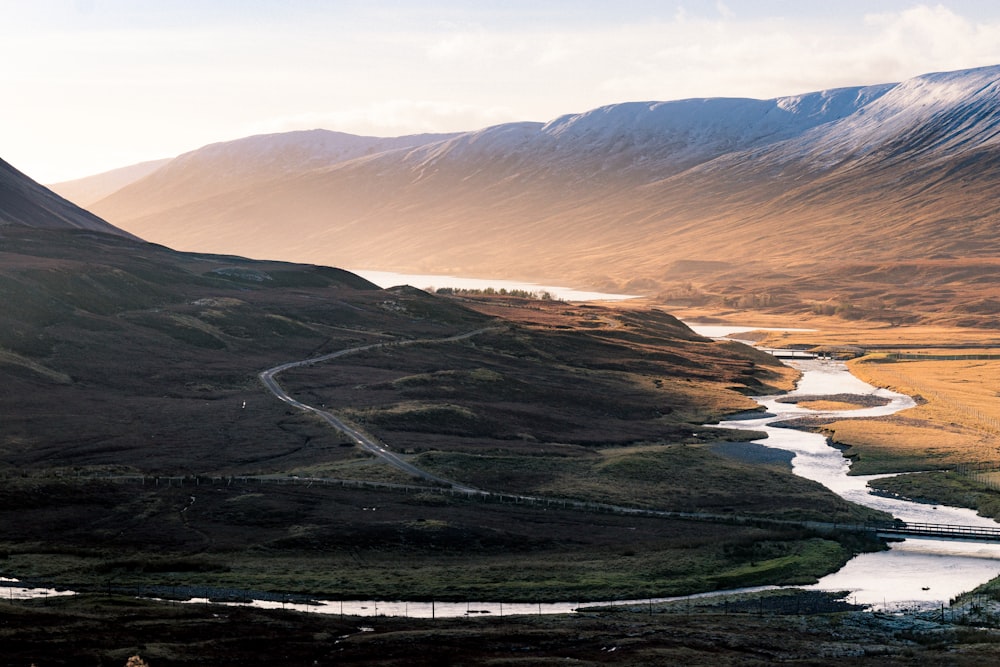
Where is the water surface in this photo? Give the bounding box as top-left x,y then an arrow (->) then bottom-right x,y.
691,324 -> 1000,609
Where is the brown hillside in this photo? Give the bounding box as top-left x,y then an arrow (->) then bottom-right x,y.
90,66 -> 1000,326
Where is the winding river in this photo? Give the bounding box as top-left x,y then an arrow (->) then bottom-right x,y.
694,324 -> 1000,611
8,319 -> 1000,616
179,324 -> 1000,616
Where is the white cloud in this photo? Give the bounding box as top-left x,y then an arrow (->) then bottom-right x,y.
567,5 -> 1000,102
863,4 -> 1000,73
716,2 -> 735,20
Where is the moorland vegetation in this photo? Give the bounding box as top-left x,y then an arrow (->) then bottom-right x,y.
0,225 -> 895,611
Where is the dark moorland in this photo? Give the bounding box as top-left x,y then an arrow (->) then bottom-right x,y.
0,220 -> 914,665
13,64 -> 1000,663
0,224 -> 887,600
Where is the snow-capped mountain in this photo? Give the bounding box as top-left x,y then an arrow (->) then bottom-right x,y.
536,84 -> 893,174
731,64 -> 1000,172
349,84 -> 893,187
158,128 -> 460,181
82,65 -> 1000,323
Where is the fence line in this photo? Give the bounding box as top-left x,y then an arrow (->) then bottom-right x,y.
875,366 -> 1000,438
879,364 -> 1000,490
38,472 -> 869,537
955,462 -> 1000,492
887,353 -> 1000,361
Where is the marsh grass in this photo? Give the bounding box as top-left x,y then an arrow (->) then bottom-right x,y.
869,471 -> 1000,521
797,399 -> 871,411
0,476 -> 877,603
0,528 -> 860,603
414,443 -> 881,522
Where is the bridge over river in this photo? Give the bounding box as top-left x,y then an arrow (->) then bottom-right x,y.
861,520 -> 1000,543
759,347 -> 818,359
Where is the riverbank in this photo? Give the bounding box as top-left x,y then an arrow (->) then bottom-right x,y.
717,315 -> 1000,641
9,300 -> 1000,661
679,319 -> 1000,612
6,589 -> 1000,666
679,311 -> 1000,503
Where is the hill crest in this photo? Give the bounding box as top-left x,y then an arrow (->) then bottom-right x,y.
75,64 -> 1000,325
0,158 -> 138,239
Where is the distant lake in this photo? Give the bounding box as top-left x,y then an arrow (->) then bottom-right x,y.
351,270 -> 638,302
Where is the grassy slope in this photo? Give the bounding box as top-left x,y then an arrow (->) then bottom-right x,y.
90,119 -> 1000,331
0,226 -> 481,474
0,477 -> 873,602
0,229 -> 885,601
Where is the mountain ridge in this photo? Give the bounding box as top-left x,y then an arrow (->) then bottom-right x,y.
49,158 -> 171,208
73,64 -> 1000,325
0,157 -> 139,239
74,129 -> 460,221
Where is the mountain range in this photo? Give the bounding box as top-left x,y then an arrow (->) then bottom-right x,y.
53,65 -> 1000,326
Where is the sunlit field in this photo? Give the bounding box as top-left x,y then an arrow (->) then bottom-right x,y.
841,355 -> 1000,473
672,312 -> 1000,475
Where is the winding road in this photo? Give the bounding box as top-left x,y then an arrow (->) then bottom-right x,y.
258,325 -> 1000,545
259,327 -> 500,493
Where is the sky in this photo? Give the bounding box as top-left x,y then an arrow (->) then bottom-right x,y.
3,0 -> 1000,183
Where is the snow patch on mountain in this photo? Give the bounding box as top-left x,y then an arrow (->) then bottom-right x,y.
686,65 -> 1000,174
390,85 -> 896,182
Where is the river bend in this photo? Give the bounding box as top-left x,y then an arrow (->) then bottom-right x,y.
698,329 -> 1000,610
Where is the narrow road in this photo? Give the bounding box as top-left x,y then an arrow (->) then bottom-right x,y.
259,328 -> 500,493
259,327 -> 999,544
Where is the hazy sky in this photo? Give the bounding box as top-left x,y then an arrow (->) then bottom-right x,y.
4,1 -> 1000,183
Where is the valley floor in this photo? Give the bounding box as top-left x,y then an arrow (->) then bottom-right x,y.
667,307 -> 1000,474
6,287 -> 1000,663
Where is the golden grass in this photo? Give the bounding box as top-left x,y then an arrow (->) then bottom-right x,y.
834,357 -> 1000,472
773,324 -> 1000,351
666,306 -> 1000,345
851,358 -> 1000,433
667,310 -> 1000,474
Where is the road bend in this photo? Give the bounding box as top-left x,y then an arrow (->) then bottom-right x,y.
261,328 -> 990,543
259,328 -> 500,494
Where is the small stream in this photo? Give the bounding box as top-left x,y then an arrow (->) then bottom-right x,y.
0,577 -> 74,602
